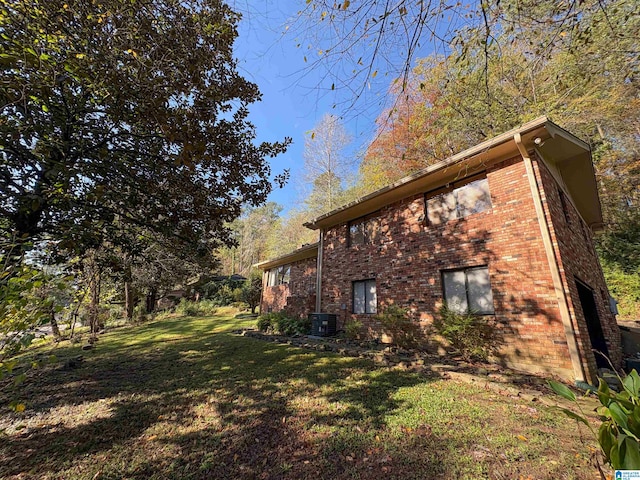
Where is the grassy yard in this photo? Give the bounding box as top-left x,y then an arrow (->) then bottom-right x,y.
1,309 -> 604,479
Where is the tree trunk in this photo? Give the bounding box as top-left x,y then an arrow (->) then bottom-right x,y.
86,252 -> 102,335
146,287 -> 157,314
89,273 -> 101,334
50,306 -> 61,339
125,280 -> 135,320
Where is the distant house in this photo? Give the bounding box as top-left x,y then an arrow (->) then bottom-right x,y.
256,117 -> 621,384
255,243 -> 318,319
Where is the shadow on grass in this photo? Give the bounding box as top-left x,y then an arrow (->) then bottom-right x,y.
0,318 -> 488,479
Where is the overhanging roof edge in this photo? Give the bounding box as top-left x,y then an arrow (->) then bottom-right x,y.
305,116 -> 552,230
253,242 -> 319,270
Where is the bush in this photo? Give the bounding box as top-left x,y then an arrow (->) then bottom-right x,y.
602,262 -> 640,320
433,305 -> 493,361
344,318 -> 363,341
549,370 -> 640,471
175,299 -> 218,317
376,305 -> 423,350
256,312 -> 310,336
198,277 -> 245,306
257,313 -> 273,332
236,275 -> 262,314
133,304 -> 148,324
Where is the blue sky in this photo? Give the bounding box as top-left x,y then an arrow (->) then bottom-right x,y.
233,5 -> 393,213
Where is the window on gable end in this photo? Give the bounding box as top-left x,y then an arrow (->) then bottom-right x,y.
426,174 -> 492,225
349,212 -> 380,246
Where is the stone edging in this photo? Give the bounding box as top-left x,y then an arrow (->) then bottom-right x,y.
233,329 -> 559,406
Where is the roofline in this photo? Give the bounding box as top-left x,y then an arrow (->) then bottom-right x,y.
544,121 -> 590,151
253,242 -> 319,270
304,116 -> 560,230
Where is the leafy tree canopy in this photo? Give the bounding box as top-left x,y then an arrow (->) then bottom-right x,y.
0,0 -> 290,259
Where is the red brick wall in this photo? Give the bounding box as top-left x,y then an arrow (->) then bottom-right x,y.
260,256 -> 317,319
320,155 -> 580,379
533,154 -> 621,381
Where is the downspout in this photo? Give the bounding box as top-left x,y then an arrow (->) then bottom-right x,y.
315,229 -> 324,313
259,270 -> 266,314
514,133 -> 587,383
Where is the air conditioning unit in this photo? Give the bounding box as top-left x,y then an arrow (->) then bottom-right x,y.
309,313 -> 337,337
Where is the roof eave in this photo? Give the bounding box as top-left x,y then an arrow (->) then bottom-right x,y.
533,126 -> 603,228
305,116 -> 552,230
253,242 -> 319,270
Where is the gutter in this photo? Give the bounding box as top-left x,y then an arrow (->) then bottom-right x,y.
515,133 -> 587,383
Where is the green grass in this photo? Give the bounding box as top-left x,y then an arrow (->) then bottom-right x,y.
0,309 -> 603,479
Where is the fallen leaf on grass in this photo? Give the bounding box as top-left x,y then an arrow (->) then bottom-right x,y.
517,435 -> 528,442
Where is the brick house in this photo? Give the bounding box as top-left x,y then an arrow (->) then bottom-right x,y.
255,242 -> 318,320
257,117 -> 621,384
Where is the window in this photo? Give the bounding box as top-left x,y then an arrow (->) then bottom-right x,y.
267,264 -> 291,286
267,269 -> 277,287
442,266 -> 494,314
426,175 -> 491,225
353,279 -> 377,314
349,213 -> 380,246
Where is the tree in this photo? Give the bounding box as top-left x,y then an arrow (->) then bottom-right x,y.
360,5 -> 639,188
303,113 -> 353,215
0,0 -> 290,264
217,203 -> 282,276
238,273 -> 262,314
266,209 -> 318,258
292,0 -> 638,116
